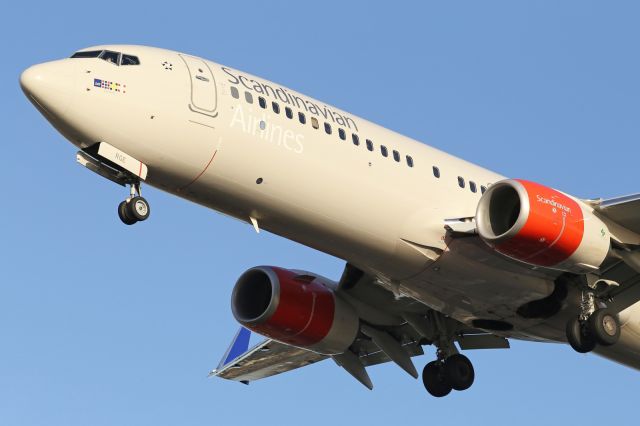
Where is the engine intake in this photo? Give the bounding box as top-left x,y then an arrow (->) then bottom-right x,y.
231,266 -> 359,355
476,179 -> 610,273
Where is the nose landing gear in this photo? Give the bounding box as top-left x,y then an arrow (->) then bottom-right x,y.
117,182 -> 150,225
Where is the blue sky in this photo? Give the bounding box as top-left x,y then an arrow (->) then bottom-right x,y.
2,1 -> 640,425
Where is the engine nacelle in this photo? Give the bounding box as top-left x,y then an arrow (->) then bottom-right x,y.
476,179 -> 611,273
230,266 -> 359,355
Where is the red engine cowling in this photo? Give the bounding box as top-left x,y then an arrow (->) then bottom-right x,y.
230,266 -> 359,355
476,179 -> 611,273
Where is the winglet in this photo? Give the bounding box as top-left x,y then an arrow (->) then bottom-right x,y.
215,327 -> 252,371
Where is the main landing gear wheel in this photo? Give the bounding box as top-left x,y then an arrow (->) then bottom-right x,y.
117,182 -> 150,225
566,317 -> 597,353
566,277 -> 621,353
443,354 -> 475,391
422,361 -> 452,398
588,308 -> 620,346
422,355 -> 476,397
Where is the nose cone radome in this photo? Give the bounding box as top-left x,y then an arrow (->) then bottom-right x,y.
20,61 -> 75,117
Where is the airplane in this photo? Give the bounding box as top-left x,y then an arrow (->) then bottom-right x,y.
20,45 -> 640,397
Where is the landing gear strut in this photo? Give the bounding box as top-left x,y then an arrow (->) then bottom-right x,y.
418,312 -> 475,397
117,182 -> 150,225
566,277 -> 620,353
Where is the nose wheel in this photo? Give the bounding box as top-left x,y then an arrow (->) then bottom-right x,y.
118,182 -> 151,225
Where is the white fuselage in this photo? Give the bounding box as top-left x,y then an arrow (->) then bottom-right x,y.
20,45 -> 640,369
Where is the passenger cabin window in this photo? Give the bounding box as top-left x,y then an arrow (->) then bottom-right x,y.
458,177 -> 465,188
406,155 -> 414,167
71,50 -> 102,58
272,102 -> 280,114
121,54 -> 140,65
481,185 -> 487,194
324,122 -> 332,135
393,150 -> 400,162
298,112 -> 306,124
285,107 -> 293,119
433,166 -> 440,178
469,181 -> 477,193
311,117 -> 319,129
351,133 -> 359,145
366,139 -> 373,151
245,91 -> 253,104
258,96 -> 266,108
230,86 -> 239,99
100,50 -> 120,65
339,128 -> 346,140
380,145 -> 388,157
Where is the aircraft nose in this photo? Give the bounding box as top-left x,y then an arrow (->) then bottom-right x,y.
20,61 -> 74,116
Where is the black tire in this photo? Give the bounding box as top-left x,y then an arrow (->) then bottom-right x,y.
422,361 -> 452,398
443,354 -> 475,391
566,317 -> 596,353
588,309 -> 620,346
118,201 -> 137,225
127,196 -> 150,221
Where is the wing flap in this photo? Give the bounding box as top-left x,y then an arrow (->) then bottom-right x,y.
358,340 -> 424,367
458,333 -> 510,350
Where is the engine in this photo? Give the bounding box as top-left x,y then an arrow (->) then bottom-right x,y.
230,266 -> 359,355
476,179 -> 611,273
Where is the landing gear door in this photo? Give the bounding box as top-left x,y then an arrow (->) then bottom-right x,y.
179,54 -> 218,118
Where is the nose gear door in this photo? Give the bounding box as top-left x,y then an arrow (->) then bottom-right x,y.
179,54 -> 218,117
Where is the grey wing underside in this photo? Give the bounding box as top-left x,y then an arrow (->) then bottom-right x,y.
596,193 -> 640,234
211,324 -> 507,388
590,193 -> 640,312
210,325 -> 426,384
211,337 -> 327,383
212,265 -> 509,389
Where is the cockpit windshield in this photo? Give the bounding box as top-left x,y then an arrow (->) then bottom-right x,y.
70,50 -> 102,58
100,50 -> 120,64
70,50 -> 140,66
121,54 -> 140,66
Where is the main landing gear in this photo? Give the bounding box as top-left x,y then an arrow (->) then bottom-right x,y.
416,312 -> 475,397
117,182 -> 150,225
565,278 -> 620,353
422,353 -> 475,397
